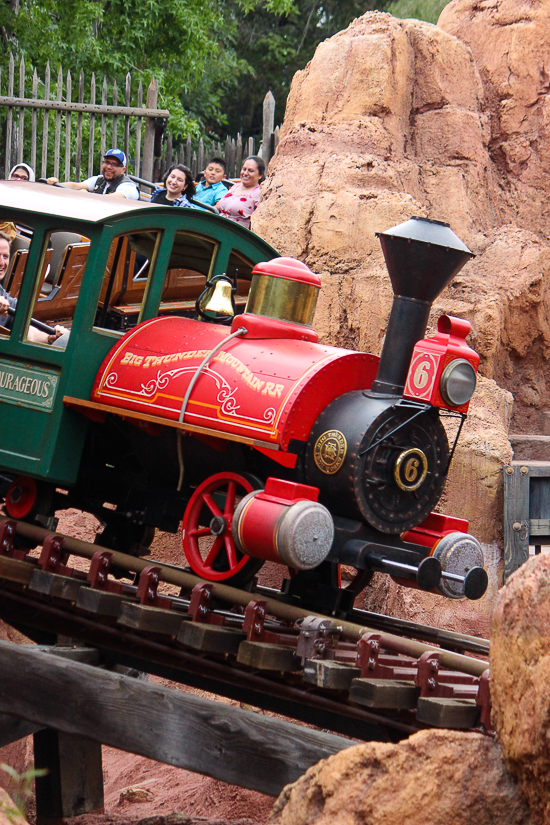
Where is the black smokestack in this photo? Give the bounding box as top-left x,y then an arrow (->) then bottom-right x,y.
371,217 -> 474,395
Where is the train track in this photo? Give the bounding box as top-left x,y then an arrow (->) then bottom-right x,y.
0,516 -> 492,742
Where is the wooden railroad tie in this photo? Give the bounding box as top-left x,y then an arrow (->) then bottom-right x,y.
303,659 -> 360,690
28,569 -> 86,601
76,587 -> 135,617
179,621 -> 245,654
416,696 -> 480,728
350,678 -> 420,710
118,602 -> 185,636
237,641 -> 300,671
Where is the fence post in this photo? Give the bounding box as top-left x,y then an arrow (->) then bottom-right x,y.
5,53 -> 14,178
40,61 -> 50,179
31,68 -> 38,173
198,137 -> 204,174
100,75 -> 107,162
53,64 -> 62,180
75,70 -> 84,180
17,56 -> 24,165
236,133 -> 243,177
65,70 -> 72,181
124,73 -> 131,162
87,72 -> 95,178
142,77 -> 158,182
135,79 -> 143,177
262,90 -> 275,167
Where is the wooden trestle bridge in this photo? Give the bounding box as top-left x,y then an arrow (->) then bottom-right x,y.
0,516 -> 491,822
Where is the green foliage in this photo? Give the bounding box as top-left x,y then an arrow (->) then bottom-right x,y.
0,0 -> 293,138
0,762 -> 48,819
385,0 -> 450,24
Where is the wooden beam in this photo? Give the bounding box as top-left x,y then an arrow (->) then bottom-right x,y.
0,641 -> 355,797
0,96 -> 170,118
503,464 -> 530,580
0,712 -> 42,747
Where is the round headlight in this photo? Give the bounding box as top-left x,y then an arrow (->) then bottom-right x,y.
439,359 -> 477,407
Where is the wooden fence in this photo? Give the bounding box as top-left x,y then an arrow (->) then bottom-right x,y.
0,54 -> 280,184
0,53 -> 169,182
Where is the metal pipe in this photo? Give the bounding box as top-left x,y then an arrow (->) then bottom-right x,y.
7,517 -> 489,677
371,296 -> 431,395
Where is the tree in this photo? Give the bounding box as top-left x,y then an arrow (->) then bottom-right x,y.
218,1 -> 393,138
0,0 -> 294,138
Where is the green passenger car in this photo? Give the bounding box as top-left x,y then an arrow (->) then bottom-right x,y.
0,181 -> 277,502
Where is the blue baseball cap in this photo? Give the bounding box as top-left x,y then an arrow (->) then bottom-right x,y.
104,148 -> 127,166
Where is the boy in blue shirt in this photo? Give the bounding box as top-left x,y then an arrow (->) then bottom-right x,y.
194,158 -> 228,207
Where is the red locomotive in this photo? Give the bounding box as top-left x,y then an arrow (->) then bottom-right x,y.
1,192 -> 487,614
81,216 -> 486,611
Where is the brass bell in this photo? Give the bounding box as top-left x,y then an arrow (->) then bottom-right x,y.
196,273 -> 236,323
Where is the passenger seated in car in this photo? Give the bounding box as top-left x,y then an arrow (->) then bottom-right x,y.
0,232 -> 9,283
149,165 -> 198,208
46,149 -> 139,200
8,163 -> 35,182
216,156 -> 264,229
194,158 -> 228,207
0,232 -> 67,344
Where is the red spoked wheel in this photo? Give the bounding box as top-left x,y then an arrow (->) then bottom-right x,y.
182,472 -> 264,585
5,476 -> 38,519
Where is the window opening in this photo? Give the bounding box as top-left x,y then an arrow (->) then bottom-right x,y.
94,231 -> 161,332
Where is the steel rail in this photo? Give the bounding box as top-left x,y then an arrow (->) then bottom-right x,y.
6,517 -> 489,678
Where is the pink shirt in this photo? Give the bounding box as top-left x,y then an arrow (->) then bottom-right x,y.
217,183 -> 260,229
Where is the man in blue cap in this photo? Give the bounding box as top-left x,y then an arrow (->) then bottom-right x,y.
47,148 -> 139,199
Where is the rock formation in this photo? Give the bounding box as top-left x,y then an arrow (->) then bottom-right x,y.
267,729 -> 531,825
252,2 -> 550,617
491,552 -> 550,824
439,0 -> 550,238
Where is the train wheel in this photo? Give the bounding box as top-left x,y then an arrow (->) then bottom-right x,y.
5,476 -> 54,521
182,472 -> 264,585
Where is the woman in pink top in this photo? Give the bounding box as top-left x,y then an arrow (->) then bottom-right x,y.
216,156 -> 264,229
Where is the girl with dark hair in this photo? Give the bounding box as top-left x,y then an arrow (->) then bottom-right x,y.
150,164 -> 198,208
216,156 -> 264,229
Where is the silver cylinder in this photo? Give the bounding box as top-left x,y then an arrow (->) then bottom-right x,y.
276,500 -> 334,569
